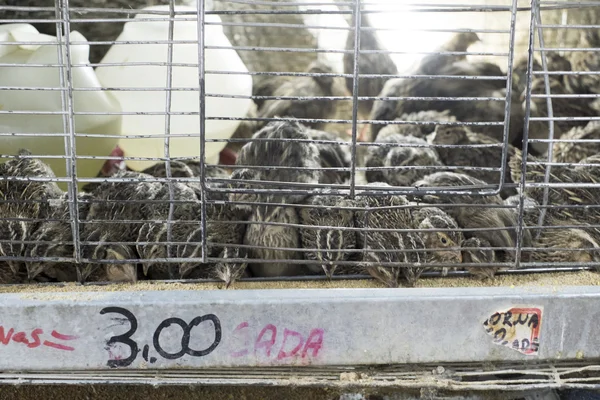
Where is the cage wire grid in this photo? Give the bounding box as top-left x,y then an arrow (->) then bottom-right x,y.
0,0 -> 598,288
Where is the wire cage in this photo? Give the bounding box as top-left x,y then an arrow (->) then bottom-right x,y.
1,0 -> 600,393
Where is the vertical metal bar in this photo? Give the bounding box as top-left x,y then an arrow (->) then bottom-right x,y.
349,0 -> 361,198
515,0 -> 539,269
499,0 -> 518,191
197,0 -> 208,263
164,2 -> 177,279
56,0 -> 82,278
534,4 -> 555,238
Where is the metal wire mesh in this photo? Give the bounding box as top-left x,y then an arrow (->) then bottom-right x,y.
0,0 -> 598,287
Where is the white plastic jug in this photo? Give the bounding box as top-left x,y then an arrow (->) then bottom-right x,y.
95,5 -> 253,171
0,24 -> 122,189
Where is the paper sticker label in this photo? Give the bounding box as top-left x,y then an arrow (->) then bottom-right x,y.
483,306 -> 543,356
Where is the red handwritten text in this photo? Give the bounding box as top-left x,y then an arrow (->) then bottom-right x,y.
0,326 -> 78,351
230,322 -> 324,364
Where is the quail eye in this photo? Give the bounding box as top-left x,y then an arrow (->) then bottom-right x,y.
440,236 -> 448,244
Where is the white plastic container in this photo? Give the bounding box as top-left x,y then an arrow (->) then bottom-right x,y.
95,6 -> 253,170
0,24 -> 122,188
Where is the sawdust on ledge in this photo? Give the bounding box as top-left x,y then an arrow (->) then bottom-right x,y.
0,270 -> 597,294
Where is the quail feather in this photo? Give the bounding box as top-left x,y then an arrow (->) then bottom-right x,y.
299,193 -> 356,278
81,170 -> 163,283
415,32 -> 481,76
461,237 -> 499,280
412,172 -> 531,262
257,61 -> 339,130
244,203 -> 309,278
355,183 -> 462,287
230,120 -> 322,206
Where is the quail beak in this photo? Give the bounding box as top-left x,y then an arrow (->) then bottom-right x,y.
142,263 -> 151,276
225,278 -> 233,289
322,265 -> 335,280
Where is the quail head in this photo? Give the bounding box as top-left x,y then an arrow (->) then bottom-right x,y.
412,172 -> 530,262
411,206 -> 463,277
461,237 -> 498,280
415,32 -> 481,76
306,128 -> 351,185
244,203 -> 307,278
230,120 -> 322,205
257,61 -> 339,130
365,124 -> 436,184
298,193 -> 356,278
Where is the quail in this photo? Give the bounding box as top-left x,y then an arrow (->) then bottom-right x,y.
365,130 -> 442,186
306,128 -> 351,185
565,29 -> 600,95
414,32 -> 481,76
136,181 -> 201,280
430,125 -> 517,196
531,225 -> 600,266
25,192 -> 93,282
509,151 -> 600,224
0,150 -> 64,276
370,60 -> 521,144
252,75 -> 292,109
461,237 -> 499,280
244,203 -> 308,277
553,121 -> 600,165
343,12 -> 398,140
355,184 -> 462,287
230,120 -> 322,206
299,193 -> 356,278
412,172 -> 530,262
503,194 -> 541,239
81,171 -> 163,283
524,74 -> 597,155
257,61 -> 339,130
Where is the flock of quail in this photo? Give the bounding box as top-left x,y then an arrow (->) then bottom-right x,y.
2,19 -> 600,288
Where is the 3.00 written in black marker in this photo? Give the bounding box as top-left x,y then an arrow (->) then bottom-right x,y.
100,307 -> 222,368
